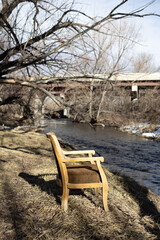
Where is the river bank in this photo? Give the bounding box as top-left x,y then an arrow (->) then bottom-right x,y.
119,122 -> 160,141
1,109 -> 160,141
1,120 -> 160,142
0,129 -> 160,240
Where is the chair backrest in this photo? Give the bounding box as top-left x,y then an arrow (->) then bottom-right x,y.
47,132 -> 65,180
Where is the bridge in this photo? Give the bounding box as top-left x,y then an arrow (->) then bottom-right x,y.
1,73 -> 160,120
42,73 -> 160,100
111,73 -> 160,86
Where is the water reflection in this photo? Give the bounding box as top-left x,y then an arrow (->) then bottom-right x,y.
43,119 -> 160,195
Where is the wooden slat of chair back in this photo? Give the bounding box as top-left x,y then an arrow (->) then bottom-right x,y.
47,132 -> 65,180
47,132 -> 65,160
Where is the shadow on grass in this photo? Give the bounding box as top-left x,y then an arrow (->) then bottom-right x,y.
0,159 -> 6,162
119,174 -> 160,238
19,172 -> 85,207
121,175 -> 160,220
19,172 -> 61,205
3,179 -> 26,239
1,145 -> 51,157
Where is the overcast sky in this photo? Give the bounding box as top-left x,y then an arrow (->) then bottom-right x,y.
79,0 -> 160,68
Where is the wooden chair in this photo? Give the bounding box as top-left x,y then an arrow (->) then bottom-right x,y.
47,132 -> 108,211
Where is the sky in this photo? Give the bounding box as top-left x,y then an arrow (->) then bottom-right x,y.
78,0 -> 160,69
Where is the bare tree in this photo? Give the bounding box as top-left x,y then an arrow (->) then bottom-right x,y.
68,21 -> 139,122
131,52 -> 157,72
0,0 -> 160,109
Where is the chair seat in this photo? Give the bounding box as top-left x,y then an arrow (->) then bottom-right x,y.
67,164 -> 101,184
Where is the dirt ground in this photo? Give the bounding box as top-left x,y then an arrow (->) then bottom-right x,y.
0,129 -> 160,240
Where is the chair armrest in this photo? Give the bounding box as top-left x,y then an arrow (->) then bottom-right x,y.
61,156 -> 104,163
63,150 -> 95,155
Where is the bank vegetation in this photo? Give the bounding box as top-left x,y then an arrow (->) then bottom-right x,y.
65,84 -> 160,126
1,82 -> 160,130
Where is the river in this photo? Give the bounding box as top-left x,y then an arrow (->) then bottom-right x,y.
42,118 -> 160,196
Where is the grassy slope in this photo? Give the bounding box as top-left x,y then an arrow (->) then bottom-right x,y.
0,130 -> 160,240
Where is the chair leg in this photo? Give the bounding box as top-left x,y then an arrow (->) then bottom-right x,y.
94,187 -> 98,195
102,182 -> 108,212
61,186 -> 69,211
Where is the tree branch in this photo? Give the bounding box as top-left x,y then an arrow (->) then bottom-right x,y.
0,77 -> 66,107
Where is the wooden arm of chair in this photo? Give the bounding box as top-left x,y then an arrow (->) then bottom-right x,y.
63,150 -> 95,155
61,156 -> 104,163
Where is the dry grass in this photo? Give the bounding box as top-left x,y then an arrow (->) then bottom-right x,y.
0,130 -> 160,240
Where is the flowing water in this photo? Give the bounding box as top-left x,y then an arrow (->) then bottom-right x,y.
42,118 -> 160,195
